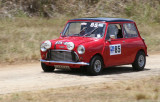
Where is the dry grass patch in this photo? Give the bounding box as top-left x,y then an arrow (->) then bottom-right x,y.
0,17 -> 68,64
136,93 -> 150,100
137,23 -> 160,52
0,76 -> 159,102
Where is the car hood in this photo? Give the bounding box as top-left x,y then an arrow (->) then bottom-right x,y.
50,37 -> 98,50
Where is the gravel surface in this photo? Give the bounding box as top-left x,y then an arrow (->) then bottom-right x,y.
0,54 -> 160,94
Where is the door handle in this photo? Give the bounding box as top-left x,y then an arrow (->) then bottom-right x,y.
122,41 -> 125,43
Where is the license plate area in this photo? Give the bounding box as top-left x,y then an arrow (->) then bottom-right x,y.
54,65 -> 70,70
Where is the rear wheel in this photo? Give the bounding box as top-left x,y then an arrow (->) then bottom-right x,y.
41,62 -> 55,72
87,56 -> 103,76
132,51 -> 146,71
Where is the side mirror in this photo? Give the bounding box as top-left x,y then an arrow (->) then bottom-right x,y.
108,35 -> 116,42
110,35 -> 116,39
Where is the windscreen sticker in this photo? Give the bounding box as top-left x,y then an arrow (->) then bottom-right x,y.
110,44 -> 121,55
98,23 -> 104,27
90,23 -> 98,27
81,22 -> 87,25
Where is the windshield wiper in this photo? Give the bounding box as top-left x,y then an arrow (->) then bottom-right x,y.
83,27 -> 99,37
68,33 -> 84,37
78,27 -> 87,35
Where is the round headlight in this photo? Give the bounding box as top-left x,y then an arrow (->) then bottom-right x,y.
77,45 -> 85,54
40,43 -> 47,52
40,40 -> 52,52
67,42 -> 74,50
44,40 -> 52,49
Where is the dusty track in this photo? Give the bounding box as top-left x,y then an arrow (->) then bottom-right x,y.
0,54 -> 160,94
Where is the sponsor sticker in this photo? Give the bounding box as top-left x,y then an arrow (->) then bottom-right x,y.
90,23 -> 98,27
98,23 -> 104,27
55,41 -> 63,44
90,23 -> 104,27
81,22 -> 87,25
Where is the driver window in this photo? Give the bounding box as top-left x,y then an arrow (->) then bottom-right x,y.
106,24 -> 123,40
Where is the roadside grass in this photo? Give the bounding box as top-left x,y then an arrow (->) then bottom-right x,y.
0,76 -> 159,102
0,17 -> 68,64
137,23 -> 160,52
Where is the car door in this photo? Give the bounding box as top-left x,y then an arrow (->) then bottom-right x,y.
122,23 -> 141,63
103,23 -> 127,67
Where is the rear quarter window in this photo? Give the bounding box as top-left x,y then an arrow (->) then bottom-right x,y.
123,23 -> 138,38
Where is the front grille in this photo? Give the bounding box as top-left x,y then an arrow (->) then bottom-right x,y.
47,50 -> 79,62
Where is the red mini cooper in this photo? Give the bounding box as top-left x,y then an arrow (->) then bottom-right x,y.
40,18 -> 147,75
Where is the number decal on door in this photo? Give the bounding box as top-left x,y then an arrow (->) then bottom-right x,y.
110,44 -> 121,55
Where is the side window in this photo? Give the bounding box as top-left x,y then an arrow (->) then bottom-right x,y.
123,23 -> 138,38
106,24 -> 123,40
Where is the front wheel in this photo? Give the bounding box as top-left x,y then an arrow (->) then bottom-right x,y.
87,56 -> 103,76
132,51 -> 146,71
41,62 -> 55,72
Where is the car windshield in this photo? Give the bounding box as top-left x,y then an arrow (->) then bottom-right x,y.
62,22 -> 106,38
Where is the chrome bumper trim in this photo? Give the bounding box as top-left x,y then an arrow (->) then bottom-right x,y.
40,59 -> 89,65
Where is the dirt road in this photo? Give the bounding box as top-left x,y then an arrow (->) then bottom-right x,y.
0,54 -> 160,94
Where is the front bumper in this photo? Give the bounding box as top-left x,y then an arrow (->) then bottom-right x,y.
40,59 -> 89,66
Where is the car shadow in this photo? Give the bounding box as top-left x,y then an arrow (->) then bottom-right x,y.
101,66 -> 150,75
48,66 -> 150,76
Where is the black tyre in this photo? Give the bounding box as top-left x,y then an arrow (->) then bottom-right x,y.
41,62 -> 55,72
87,56 -> 103,76
132,51 -> 146,71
